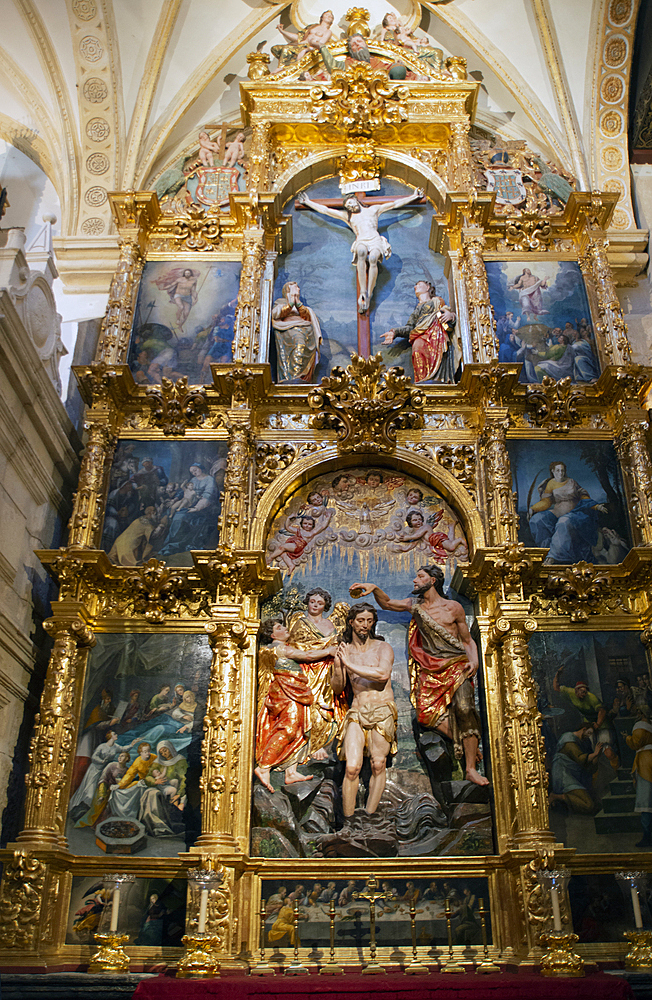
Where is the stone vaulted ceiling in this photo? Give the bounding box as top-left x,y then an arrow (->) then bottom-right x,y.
0,0 -> 642,254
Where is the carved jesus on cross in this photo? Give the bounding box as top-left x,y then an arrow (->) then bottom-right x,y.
296,187 -> 424,315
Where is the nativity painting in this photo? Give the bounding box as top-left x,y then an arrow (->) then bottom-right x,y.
100,439 -> 227,568
254,469 -> 492,860
126,259 -> 241,385
508,439 -> 631,564
66,632 -> 211,858
486,260 -> 600,384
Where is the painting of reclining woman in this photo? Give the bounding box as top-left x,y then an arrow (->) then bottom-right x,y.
100,440 -> 228,567
126,260 -> 241,385
66,632 -> 211,857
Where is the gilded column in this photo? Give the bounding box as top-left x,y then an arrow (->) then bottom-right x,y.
489,617 -> 553,848
615,415 -> 652,546
461,230 -> 497,362
67,415 -> 117,549
247,120 -> 272,193
479,415 -> 518,545
96,238 -> 143,364
197,617 -> 249,853
449,118 -> 474,191
583,232 -> 631,366
233,235 -> 266,363
219,411 -> 253,551
18,615 -> 95,849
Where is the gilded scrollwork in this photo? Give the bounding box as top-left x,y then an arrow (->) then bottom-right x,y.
0,851 -> 47,949
174,204 -> 222,252
146,377 -> 209,435
500,215 -> 552,252
534,561 -> 630,621
405,442 -> 476,500
254,440 -> 330,502
120,558 -> 200,623
525,376 -> 586,433
311,63 -> 408,138
308,353 -> 424,454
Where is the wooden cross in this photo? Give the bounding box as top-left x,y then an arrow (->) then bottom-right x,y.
295,192 -> 426,356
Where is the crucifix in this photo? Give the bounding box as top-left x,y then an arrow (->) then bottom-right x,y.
352,875 -> 394,974
295,188 -> 425,356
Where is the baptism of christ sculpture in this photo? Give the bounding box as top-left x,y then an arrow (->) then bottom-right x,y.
296,187 -> 424,315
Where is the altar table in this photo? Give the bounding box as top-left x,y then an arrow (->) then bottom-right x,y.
132,970 -> 634,1000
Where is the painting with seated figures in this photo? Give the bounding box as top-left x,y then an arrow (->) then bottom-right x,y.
529,630 -> 652,855
66,874 -> 187,947
66,632 -> 211,858
507,439 -> 631,565
486,260 -> 600,385
253,468 -> 494,860
126,259 -> 241,385
273,178 -> 457,385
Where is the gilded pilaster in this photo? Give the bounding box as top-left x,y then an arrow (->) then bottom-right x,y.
197,617 -> 249,854
478,415 -> 518,545
95,238 -> 143,364
247,120 -> 272,193
19,614 -> 95,849
615,414 -> 652,546
67,415 -> 117,549
449,118 -> 474,191
234,234 -> 266,363
582,230 -> 631,366
220,410 -> 254,551
461,230 -> 497,362
488,617 -> 552,848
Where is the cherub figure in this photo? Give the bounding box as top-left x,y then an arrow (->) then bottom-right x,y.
198,130 -> 221,168
381,11 -> 425,53
267,509 -> 334,572
223,132 -> 245,169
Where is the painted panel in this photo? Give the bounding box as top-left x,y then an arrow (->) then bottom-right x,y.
274,179 -> 453,384
569,873 -> 651,941
66,874 -> 186,945
126,260 -> 241,385
486,260 -> 600,384
100,440 -> 228,568
508,438 -> 631,564
253,468 -> 493,859
529,629 -> 652,854
66,632 -> 211,858
260,876 -> 491,951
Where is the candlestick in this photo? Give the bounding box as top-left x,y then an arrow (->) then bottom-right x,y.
550,885 -> 562,932
441,898 -> 465,974
405,898 -> 429,975
616,873 -> 652,967
475,899 -> 499,974
250,902 -> 276,976
198,888 -> 209,934
109,887 -> 120,933
320,898 -> 343,975
285,898 -> 309,975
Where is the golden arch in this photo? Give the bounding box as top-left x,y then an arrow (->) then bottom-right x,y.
251,444 -> 485,558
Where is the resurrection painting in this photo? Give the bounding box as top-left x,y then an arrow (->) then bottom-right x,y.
67,874 -> 187,946
507,439 -> 631,564
273,178 -> 456,384
529,629 -> 651,854
486,260 -> 600,384
126,259 -> 241,385
100,439 -> 228,567
260,876 -> 491,953
66,632 -> 211,858
253,468 -> 493,860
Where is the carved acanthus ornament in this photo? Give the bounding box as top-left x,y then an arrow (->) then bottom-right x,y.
494,542 -> 536,601
537,562 -> 629,621
255,440 -> 331,502
449,119 -> 474,190
405,442 -> 476,501
248,120 -> 272,193
146,377 -> 208,435
21,617 -> 95,846
583,230 -> 631,365
200,619 -> 249,851
615,418 -> 652,545
171,203 -> 222,252
308,354 -> 424,454
120,559 -> 194,623
220,415 -> 253,549
311,64 -> 408,138
525,376 -> 585,433
479,417 -> 518,544
0,851 -> 47,950
67,417 -> 117,549
501,215 -> 552,252
339,137 -> 381,187
488,617 -> 550,845
461,230 -> 497,362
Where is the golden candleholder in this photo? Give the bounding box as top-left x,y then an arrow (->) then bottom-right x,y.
285,898 -> 309,975
441,898 -> 465,974
624,930 -> 652,968
88,932 -> 130,974
539,930 -> 584,977
320,898 -> 343,975
475,899 -> 499,974
405,899 -> 429,974
250,902 -> 276,976
177,933 -> 221,978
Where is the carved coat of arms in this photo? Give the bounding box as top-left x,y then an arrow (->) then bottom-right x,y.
485,167 -> 527,206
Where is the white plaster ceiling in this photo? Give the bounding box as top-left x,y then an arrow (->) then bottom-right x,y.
0,0 -> 627,238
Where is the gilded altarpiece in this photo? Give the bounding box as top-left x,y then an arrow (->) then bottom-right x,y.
1,18 -> 652,974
